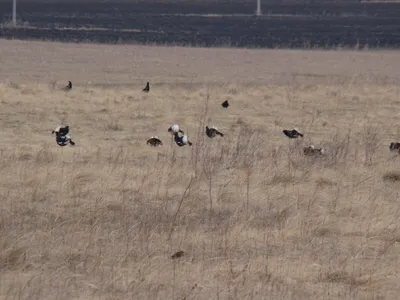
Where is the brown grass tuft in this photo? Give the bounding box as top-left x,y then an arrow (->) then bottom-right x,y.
0,247 -> 27,271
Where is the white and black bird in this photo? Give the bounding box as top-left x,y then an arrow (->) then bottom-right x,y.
142,82 -> 150,92
173,132 -> 192,147
52,125 -> 70,136
52,125 -> 75,146
206,126 -> 224,138
147,136 -> 163,147
303,145 -> 325,156
283,128 -> 303,139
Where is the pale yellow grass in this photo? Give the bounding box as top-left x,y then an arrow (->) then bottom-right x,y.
0,40 -> 400,300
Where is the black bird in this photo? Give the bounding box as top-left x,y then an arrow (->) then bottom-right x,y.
206,126 -> 224,138
389,142 -> 400,152
283,128 -> 303,139
171,251 -> 185,260
147,136 -> 163,147
142,82 -> 150,92
62,81 -> 72,91
222,100 -> 229,108
303,145 -> 325,156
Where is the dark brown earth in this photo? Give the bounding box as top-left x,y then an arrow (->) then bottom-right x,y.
1,1 -> 400,48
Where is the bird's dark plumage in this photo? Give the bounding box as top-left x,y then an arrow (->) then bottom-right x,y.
55,134 -> 75,147
206,126 -> 224,138
389,142 -> 400,152
222,100 -> 229,108
171,251 -> 185,259
142,82 -> 150,92
283,128 -> 303,139
62,81 -> 72,91
173,132 -> 192,147
303,145 -> 324,156
147,136 -> 163,147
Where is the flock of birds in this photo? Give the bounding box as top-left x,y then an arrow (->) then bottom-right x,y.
51,81 -> 400,157
52,81 -> 229,149
141,82 -> 327,156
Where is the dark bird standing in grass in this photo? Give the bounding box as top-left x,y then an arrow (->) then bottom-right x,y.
146,136 -> 163,147
171,251 -> 185,260
389,142 -> 400,153
206,126 -> 224,138
142,82 -> 150,92
221,100 -> 229,108
283,128 -> 303,139
62,81 -> 72,91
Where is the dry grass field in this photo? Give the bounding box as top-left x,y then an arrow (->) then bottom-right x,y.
1,40 -> 400,300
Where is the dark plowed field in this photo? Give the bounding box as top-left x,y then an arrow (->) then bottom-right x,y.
1,2 -> 400,48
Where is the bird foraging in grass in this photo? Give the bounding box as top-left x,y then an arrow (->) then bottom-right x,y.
303,145 -> 325,156
62,81 -> 72,91
52,125 -> 75,146
173,132 -> 192,147
142,82 -> 150,92
167,124 -> 191,146
389,142 -> 400,153
283,128 -> 303,139
171,251 -> 185,259
206,126 -> 224,138
147,136 -> 163,147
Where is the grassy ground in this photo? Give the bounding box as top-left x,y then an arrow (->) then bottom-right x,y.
0,40 -> 400,300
